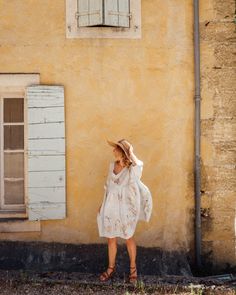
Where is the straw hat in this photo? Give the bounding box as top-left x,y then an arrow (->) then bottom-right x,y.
107,139 -> 133,162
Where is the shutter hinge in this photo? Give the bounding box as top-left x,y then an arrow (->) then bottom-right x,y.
108,11 -> 132,19
75,11 -> 101,19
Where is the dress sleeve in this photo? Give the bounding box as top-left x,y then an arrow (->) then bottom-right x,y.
104,162 -> 113,190
131,160 -> 143,180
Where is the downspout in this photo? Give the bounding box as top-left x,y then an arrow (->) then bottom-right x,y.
193,0 -> 202,269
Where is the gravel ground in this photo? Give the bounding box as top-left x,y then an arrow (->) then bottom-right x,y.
0,270 -> 235,295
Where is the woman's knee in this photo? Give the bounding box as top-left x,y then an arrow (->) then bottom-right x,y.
108,237 -> 117,244
126,237 -> 134,244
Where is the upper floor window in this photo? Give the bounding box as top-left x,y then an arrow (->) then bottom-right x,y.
66,0 -> 141,39
77,0 -> 130,28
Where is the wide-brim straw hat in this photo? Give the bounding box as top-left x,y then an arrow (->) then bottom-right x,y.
107,139 -> 132,162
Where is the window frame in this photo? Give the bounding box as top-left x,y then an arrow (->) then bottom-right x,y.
66,0 -> 141,39
0,92 -> 26,211
0,74 -> 39,219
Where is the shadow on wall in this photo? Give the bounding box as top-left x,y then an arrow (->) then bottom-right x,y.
0,240 -> 192,276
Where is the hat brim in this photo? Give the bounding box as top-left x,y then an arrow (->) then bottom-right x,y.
107,140 -> 118,148
107,140 -> 132,162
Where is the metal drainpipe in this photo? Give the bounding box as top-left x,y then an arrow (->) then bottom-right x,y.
193,0 -> 202,270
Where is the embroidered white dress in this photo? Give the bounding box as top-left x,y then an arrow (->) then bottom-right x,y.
97,160 -> 152,239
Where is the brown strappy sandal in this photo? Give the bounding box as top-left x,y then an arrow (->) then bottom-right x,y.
99,265 -> 116,282
129,266 -> 138,283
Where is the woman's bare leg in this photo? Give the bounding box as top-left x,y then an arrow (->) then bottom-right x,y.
126,237 -> 137,277
100,237 -> 117,280
107,237 -> 117,270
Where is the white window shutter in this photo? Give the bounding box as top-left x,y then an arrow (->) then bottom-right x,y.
118,0 -> 130,27
77,0 -> 103,27
26,85 -> 66,221
104,0 -> 119,26
104,0 -> 130,28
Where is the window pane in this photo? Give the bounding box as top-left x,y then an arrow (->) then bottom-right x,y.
4,180 -> 24,204
4,152 -> 24,178
4,125 -> 24,149
4,98 -> 24,123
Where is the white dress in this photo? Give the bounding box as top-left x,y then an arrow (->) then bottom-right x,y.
97,160 -> 152,239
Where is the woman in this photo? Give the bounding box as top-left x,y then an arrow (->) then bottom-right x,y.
97,139 -> 152,283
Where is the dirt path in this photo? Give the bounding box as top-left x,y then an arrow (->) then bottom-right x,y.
0,270 -> 235,294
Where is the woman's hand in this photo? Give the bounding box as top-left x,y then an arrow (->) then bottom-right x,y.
128,145 -> 134,155
128,145 -> 142,166
98,204 -> 102,213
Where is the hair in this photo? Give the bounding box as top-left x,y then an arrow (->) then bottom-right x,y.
115,146 -> 132,168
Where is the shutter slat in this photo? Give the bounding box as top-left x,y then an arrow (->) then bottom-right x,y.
28,155 -> 65,171
26,85 -> 66,221
28,171 -> 65,188
28,122 -> 64,139
28,138 -> 65,156
28,107 -> 64,124
27,86 -> 64,107
29,187 -> 65,203
28,202 -> 65,221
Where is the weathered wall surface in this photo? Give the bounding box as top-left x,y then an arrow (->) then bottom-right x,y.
200,0 -> 236,270
0,1 -> 194,253
0,0 -> 235,273
0,0 -> 194,250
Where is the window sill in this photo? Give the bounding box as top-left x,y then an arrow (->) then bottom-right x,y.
0,219 -> 41,232
0,210 -> 27,219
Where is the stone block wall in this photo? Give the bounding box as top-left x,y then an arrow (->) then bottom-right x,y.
200,0 -> 236,271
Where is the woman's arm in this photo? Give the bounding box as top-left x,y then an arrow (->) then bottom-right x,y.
98,204 -> 102,213
128,145 -> 143,166
98,162 -> 111,213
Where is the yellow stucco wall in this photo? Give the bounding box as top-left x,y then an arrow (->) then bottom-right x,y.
0,0 -> 195,250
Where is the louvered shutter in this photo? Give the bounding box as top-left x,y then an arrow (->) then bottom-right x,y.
104,0 -> 130,28
77,0 -> 103,27
26,85 -> 66,221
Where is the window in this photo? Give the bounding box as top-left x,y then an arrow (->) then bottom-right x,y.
77,0 -> 130,28
0,75 -> 66,221
0,95 -> 26,213
66,0 -> 141,38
